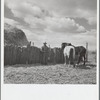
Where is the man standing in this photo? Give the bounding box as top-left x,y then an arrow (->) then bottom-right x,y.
41,42 -> 49,65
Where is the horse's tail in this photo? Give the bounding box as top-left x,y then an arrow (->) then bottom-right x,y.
73,48 -> 75,60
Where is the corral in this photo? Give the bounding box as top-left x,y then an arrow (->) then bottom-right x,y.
4,50 -> 96,84
4,45 -> 64,65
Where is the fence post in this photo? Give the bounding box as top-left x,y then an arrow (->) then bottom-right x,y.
86,42 -> 88,62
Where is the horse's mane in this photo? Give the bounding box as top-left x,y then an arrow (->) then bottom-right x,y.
61,42 -> 72,49
61,43 -> 86,50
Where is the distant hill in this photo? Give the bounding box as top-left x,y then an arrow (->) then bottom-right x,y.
4,23 -> 29,46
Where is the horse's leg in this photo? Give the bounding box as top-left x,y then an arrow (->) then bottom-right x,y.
73,59 -> 75,68
73,56 -> 75,67
73,49 -> 75,68
68,60 -> 71,67
64,56 -> 66,65
77,54 -> 81,65
83,55 -> 85,65
68,55 -> 70,67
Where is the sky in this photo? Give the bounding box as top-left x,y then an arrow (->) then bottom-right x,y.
4,0 -> 97,50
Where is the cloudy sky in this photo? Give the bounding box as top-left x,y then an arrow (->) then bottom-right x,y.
4,0 -> 97,50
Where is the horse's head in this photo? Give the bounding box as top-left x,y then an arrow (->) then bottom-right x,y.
61,43 -> 72,50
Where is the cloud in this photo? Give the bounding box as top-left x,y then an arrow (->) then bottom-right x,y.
4,0 -> 97,50
5,0 -> 52,19
45,17 -> 86,33
41,29 -> 96,51
4,17 -> 96,50
5,0 -> 86,33
4,17 -> 19,26
24,15 -> 86,33
5,0 -> 97,30
5,0 -> 97,26
27,0 -> 97,25
88,17 -> 97,25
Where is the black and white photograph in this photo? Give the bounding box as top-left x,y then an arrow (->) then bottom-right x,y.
4,0 -> 97,84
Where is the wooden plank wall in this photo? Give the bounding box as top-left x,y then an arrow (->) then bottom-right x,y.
4,45 -> 65,65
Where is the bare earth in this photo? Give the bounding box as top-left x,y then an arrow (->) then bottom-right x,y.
4,63 -> 96,84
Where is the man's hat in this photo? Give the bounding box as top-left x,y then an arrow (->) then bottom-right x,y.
43,42 -> 47,44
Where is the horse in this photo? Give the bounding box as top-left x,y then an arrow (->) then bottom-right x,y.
72,45 -> 86,65
61,43 -> 75,67
61,43 -> 86,67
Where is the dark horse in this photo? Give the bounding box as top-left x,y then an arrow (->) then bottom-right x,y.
61,43 -> 86,67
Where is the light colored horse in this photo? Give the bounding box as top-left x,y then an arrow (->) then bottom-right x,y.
61,43 -> 75,67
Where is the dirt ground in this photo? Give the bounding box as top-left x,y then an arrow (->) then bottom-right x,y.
4,52 -> 97,84
4,64 -> 96,84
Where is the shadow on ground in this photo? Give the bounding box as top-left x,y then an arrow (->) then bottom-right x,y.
76,63 -> 96,69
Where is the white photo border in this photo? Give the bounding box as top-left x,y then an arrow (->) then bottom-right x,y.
1,0 -> 99,100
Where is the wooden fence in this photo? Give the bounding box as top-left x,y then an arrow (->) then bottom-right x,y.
4,45 -> 65,65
